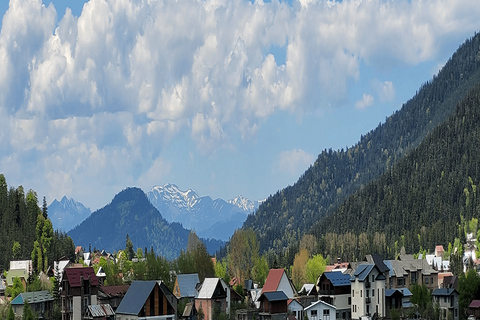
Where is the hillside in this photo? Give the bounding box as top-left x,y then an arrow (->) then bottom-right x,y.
68,187 -> 224,260
242,33 -> 480,255
314,82 -> 480,260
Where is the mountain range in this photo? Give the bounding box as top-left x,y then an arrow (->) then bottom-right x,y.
67,187 -> 224,259
147,183 -> 261,241
48,196 -> 91,232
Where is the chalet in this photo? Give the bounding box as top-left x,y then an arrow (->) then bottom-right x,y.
304,300 -> 336,320
116,280 -> 177,320
468,300 -> 480,319
317,271 -> 351,320
384,258 -> 438,291
11,290 -> 53,319
195,278 -> 231,320
350,264 -> 386,320
174,273 -> 200,300
6,269 -> 28,292
258,291 -> 289,320
262,269 -> 297,299
432,288 -> 459,320
384,288 -> 412,318
297,283 -> 318,307
61,267 -> 99,320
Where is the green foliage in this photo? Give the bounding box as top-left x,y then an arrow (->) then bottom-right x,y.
12,241 -> 21,260
410,283 -> 432,317
252,255 -> 269,285
214,258 -> 229,283
459,269 -> 480,319
305,254 -> 326,284
125,234 -> 135,261
6,276 -> 24,299
227,229 -> 259,282
7,305 -> 15,320
22,300 -> 36,320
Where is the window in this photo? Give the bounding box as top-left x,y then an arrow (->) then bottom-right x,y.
348,297 -> 351,305
311,310 -> 318,320
372,275 -> 375,282
360,290 -> 362,298
425,277 -> 429,284
352,290 -> 354,297
323,309 -> 330,320
372,289 -> 375,297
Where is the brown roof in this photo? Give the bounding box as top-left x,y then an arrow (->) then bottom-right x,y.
99,284 -> 130,297
470,300 -> 480,309
64,267 -> 99,287
263,269 -> 285,292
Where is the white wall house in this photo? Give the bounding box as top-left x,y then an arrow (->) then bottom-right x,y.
304,300 -> 336,320
350,264 -> 386,320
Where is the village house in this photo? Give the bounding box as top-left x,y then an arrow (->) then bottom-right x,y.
116,280 -> 177,320
97,284 -> 130,311
317,271 -> 351,320
174,273 -> 200,320
432,288 -> 459,320
258,291 -> 289,320
11,290 -> 54,319
84,304 -> 115,320
195,278 -> 231,320
61,266 -> 100,320
287,298 -> 304,320
350,264 -> 387,320
304,300 -> 336,320
262,269 -> 297,299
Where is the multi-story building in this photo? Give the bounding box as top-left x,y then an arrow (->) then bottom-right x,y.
61,267 -> 99,320
317,271 -> 351,320
350,264 -> 386,320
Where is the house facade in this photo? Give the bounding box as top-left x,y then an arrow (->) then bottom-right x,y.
195,278 -> 231,320
262,269 -> 297,299
258,291 -> 288,320
432,288 -> 459,320
61,267 -> 99,320
11,290 -> 53,319
304,300 -> 336,320
350,264 -> 386,320
318,271 -> 351,320
116,280 -> 177,320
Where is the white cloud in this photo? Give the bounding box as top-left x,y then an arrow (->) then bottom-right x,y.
372,79 -> 396,103
275,149 -> 315,177
1,0 -> 480,208
355,93 -> 374,110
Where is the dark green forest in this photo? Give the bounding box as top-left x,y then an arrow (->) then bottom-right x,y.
314,81 -> 480,261
0,174 -> 75,271
241,32 -> 480,262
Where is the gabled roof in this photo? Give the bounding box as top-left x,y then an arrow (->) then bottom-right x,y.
385,288 -> 411,298
175,273 -> 200,298
365,255 -> 389,273
263,269 -> 286,292
299,284 -> 317,296
469,300 -> 480,309
197,278 -> 227,299
11,290 -> 53,305
116,281 -> 157,315
260,291 -> 289,302
64,267 -> 99,287
98,284 -> 130,298
86,304 -> 115,317
352,264 -> 374,282
432,288 -> 459,296
322,271 -> 351,287
304,299 -> 336,311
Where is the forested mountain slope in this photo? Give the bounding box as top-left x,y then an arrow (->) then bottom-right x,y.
242,33 -> 480,254
314,82 -> 480,260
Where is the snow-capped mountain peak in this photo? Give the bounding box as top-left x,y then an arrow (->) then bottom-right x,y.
150,183 -> 199,210
228,195 -> 260,213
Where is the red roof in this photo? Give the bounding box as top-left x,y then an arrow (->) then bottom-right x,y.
99,284 -> 130,297
263,269 -> 285,293
470,300 -> 480,309
64,267 -> 99,287
436,245 -> 445,252
75,246 -> 82,254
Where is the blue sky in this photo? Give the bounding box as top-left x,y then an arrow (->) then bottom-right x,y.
1,0 -> 480,211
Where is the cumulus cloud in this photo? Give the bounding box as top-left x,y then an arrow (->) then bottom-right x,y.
372,80 -> 396,103
275,149 -> 315,177
355,93 -> 374,110
1,0 -> 480,208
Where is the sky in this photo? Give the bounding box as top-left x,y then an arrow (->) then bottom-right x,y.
1,0 -> 480,211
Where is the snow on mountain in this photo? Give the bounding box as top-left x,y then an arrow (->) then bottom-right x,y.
146,184 -> 260,241
48,196 -> 91,232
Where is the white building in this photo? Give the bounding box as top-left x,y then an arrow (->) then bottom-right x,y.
350,264 -> 386,320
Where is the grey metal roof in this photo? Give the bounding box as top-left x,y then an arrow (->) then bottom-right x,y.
352,264 -> 374,282
432,288 -> 458,296
11,291 -> 53,305
261,291 -> 288,302
116,280 -> 157,315
87,304 -> 114,317
197,278 -> 225,299
176,273 -> 200,298
323,271 -> 351,287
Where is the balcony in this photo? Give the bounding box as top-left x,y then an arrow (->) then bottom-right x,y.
366,298 -> 371,304
366,282 -> 371,288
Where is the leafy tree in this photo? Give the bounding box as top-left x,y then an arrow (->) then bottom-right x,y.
305,254 -> 326,284
410,283 -> 431,316
214,258 -> 229,284
291,249 -> 308,289
459,269 -> 480,319
22,300 -> 36,320
12,241 -> 21,260
252,255 -> 269,285
6,276 -> 24,299
228,229 -> 259,282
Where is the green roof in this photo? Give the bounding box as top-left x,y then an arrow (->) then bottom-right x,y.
11,291 -> 53,305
